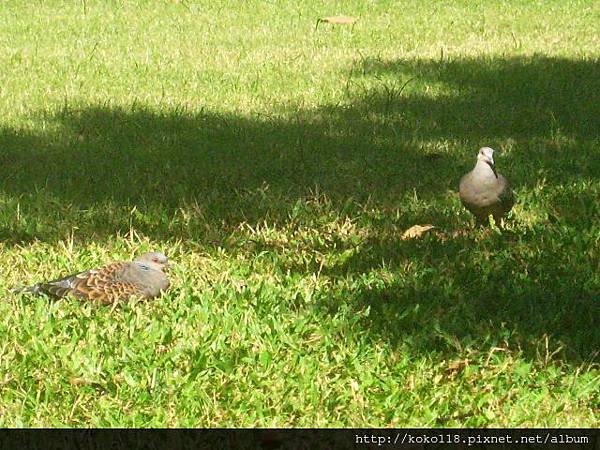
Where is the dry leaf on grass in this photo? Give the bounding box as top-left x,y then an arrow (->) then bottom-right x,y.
315,15 -> 358,30
69,377 -> 94,386
445,358 -> 471,376
69,377 -> 105,390
401,224 -> 435,240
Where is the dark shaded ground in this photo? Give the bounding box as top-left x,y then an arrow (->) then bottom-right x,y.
1,55 -> 598,362
1,55 -> 598,231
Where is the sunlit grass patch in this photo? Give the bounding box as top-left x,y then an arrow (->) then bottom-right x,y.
0,0 -> 598,427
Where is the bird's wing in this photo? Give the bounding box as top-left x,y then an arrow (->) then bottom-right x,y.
75,281 -> 145,303
496,174 -> 514,207
37,262 -> 144,302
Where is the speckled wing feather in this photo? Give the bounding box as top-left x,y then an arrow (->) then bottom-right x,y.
13,252 -> 171,303
32,262 -> 145,303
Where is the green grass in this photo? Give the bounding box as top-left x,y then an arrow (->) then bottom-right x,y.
0,0 -> 599,427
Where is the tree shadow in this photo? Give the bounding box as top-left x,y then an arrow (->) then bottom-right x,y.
1,55 -> 598,234
315,229 -> 598,363
330,54 -> 600,362
350,54 -> 599,141
1,54 -> 598,361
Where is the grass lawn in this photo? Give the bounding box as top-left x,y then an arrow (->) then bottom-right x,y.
0,0 -> 598,427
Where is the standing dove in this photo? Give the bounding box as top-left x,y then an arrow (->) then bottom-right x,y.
459,147 -> 514,226
13,252 -> 171,303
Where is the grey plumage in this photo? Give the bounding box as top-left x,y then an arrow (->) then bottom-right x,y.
13,252 -> 171,303
459,147 -> 514,226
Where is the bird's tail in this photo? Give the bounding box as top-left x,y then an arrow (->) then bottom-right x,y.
11,284 -> 43,295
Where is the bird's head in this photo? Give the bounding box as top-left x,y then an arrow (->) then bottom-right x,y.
477,147 -> 495,167
136,252 -> 172,270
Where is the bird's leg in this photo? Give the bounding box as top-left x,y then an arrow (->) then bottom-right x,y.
474,216 -> 487,228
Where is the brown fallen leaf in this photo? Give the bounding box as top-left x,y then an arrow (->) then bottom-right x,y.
401,224 -> 435,240
69,377 -> 94,386
315,15 -> 358,30
445,358 -> 470,376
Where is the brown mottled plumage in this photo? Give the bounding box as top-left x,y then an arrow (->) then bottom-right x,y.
13,252 -> 171,303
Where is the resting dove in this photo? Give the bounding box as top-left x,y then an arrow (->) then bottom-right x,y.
459,147 -> 514,226
13,252 -> 171,303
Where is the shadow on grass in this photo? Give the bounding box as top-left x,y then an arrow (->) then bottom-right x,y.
0,55 -> 598,361
349,54 -> 599,142
317,229 -> 598,363
1,56 -> 598,237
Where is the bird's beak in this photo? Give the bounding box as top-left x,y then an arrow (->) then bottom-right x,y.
487,156 -> 495,166
165,262 -> 175,270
